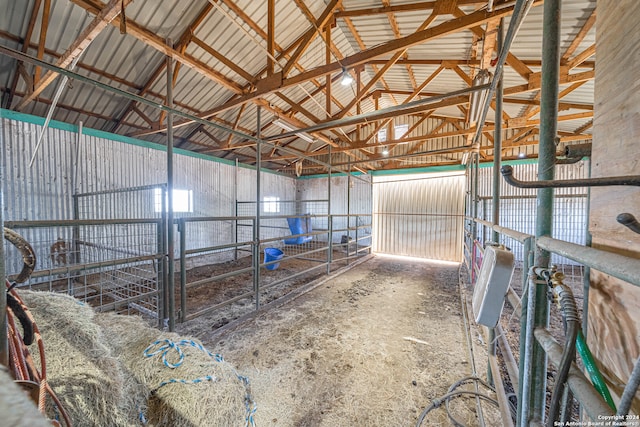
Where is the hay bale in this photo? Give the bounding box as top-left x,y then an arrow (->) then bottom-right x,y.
96,313 -> 250,427
20,291 -> 146,426
0,368 -> 51,427
19,290 -> 254,427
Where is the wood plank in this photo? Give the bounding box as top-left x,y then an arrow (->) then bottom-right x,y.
17,0 -> 132,110
34,0 -> 51,84
281,0 -> 341,76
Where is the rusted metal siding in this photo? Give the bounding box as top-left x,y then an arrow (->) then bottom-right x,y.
373,172 -> 465,261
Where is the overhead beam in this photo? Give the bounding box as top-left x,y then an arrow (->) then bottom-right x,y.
4,0 -> 43,108
17,0 -> 131,110
211,1 -> 537,117
34,0 -> 51,84
282,0 -> 341,77
562,8 -> 596,62
267,0 -> 275,75
129,2 -> 527,138
334,0 -> 484,18
69,0 -> 243,93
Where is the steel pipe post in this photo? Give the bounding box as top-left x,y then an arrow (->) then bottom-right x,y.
488,21 -> 505,388
255,108 -> 262,310
179,219 -> 186,323
166,41 -> 176,332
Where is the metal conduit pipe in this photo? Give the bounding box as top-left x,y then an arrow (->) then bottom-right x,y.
501,165 -> 640,188
564,143 -> 592,159
617,356 -> 640,416
617,213 -> 640,235
536,236 -> 640,288
534,328 -> 616,420
264,84 -> 490,139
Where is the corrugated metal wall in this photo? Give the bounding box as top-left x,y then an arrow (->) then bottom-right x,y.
373,172 -> 466,261
1,115 -> 296,253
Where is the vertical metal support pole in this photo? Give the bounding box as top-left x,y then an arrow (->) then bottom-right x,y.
179,219 -> 186,323
72,194 -> 81,264
71,122 -> 82,265
488,19 -> 505,387
327,146 -> 332,274
0,120 -> 6,367
528,0 -> 561,422
347,161 -> 351,220
520,268 -> 539,427
234,158 -> 239,261
166,39 -> 176,331
156,219 -> 164,328
161,185 -> 168,323
254,107 -> 262,310
492,20 -> 504,244
582,158 -> 592,337
517,236 -> 534,427
471,153 -> 480,283
328,215 -> 333,271
369,173 -> 373,255
347,160 -> 351,262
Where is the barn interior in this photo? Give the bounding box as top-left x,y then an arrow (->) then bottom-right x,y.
1,0 -> 638,426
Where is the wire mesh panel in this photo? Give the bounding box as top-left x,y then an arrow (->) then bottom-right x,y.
4,220 -> 163,319
73,184 -> 167,220
477,161 -> 589,266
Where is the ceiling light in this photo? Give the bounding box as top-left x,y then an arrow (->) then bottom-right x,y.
461,152 -> 470,165
518,152 -> 527,158
341,68 -> 354,86
272,118 -> 315,143
382,147 -> 389,156
272,118 -> 295,132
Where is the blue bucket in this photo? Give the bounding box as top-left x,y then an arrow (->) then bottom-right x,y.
264,247 -> 284,270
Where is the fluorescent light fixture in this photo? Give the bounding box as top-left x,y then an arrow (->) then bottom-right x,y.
461,152 -> 470,165
272,118 -> 315,143
341,68 -> 354,86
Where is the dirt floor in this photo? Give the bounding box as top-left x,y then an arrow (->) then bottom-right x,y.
180,255 -> 502,426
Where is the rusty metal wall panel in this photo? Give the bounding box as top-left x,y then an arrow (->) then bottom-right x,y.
373,173 -> 465,261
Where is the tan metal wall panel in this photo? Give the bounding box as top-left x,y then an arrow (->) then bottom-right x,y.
373,173 -> 465,261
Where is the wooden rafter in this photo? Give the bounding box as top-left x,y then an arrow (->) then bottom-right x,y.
335,11 -> 439,119
70,0 -> 243,93
282,0 -> 341,77
562,8 -> 596,62
110,2 -> 214,132
126,1 -> 538,138
17,0 -> 132,111
267,0 -> 275,75
34,0 -> 51,84
4,0 -> 42,108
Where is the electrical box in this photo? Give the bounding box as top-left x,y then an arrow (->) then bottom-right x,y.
472,245 -> 515,328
